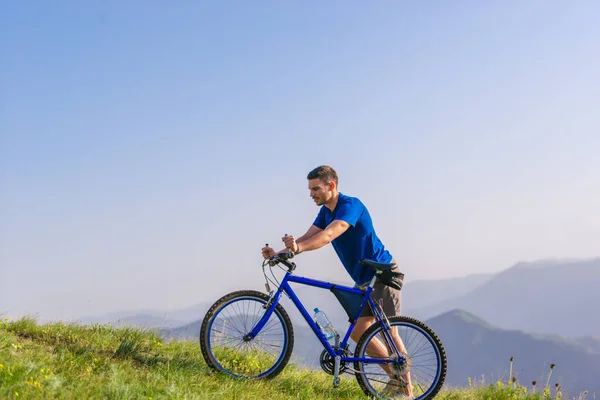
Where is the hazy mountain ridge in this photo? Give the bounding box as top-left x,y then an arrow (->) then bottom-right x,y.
76,312 -> 185,329
76,303 -> 212,329
427,309 -> 600,396
572,337 -> 600,354
401,273 -> 493,309
410,258 -> 600,337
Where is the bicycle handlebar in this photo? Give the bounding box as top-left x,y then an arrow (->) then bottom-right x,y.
266,251 -> 296,271
268,251 -> 294,263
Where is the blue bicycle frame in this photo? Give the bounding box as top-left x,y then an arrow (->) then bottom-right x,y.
247,270 -> 404,367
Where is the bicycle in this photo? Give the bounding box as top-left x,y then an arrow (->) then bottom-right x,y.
199,251 -> 447,399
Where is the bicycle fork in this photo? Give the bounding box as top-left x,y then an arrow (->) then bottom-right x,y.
244,288 -> 283,341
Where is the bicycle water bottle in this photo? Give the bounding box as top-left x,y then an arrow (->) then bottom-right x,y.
313,308 -> 336,340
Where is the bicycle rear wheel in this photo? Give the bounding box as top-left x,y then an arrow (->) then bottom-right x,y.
354,316 -> 447,399
200,290 -> 294,379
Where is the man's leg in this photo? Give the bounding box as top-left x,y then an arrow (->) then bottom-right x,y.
350,316 -> 390,355
350,315 -> 413,397
390,325 -> 413,396
356,276 -> 413,396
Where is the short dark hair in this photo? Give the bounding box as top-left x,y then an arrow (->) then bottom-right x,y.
307,165 -> 338,186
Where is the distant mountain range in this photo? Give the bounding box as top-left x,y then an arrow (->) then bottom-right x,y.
77,311 -> 185,329
402,273 -> 493,309
427,309 -> 600,397
405,258 -> 600,337
76,303 -> 213,329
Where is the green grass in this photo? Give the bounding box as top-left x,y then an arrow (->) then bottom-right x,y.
0,317 -> 579,399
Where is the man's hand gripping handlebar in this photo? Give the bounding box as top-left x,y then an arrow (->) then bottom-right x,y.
263,243 -> 296,271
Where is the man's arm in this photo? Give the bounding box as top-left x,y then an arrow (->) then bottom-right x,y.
296,225 -> 323,243
276,225 -> 322,254
296,220 -> 349,254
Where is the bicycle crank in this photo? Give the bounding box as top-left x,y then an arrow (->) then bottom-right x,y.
319,349 -> 348,375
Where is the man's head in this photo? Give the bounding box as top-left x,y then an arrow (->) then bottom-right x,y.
307,165 -> 338,206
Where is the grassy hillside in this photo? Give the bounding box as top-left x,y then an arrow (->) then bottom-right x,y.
0,317 -> 583,399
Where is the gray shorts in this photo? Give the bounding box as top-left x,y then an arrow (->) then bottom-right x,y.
356,261 -> 402,318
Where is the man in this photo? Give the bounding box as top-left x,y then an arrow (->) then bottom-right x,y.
261,165 -> 412,397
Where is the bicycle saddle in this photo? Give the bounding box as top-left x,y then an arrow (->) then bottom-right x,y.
360,259 -> 397,271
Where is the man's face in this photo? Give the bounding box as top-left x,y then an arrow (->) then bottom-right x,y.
308,178 -> 333,206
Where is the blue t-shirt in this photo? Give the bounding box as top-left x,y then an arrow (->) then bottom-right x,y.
313,193 -> 393,285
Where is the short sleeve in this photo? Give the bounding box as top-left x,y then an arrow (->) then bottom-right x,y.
313,207 -> 327,229
334,199 -> 362,227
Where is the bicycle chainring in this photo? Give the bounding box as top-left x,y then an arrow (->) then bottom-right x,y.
319,348 -> 349,375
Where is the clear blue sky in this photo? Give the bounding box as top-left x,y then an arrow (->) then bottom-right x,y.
1,1 -> 599,321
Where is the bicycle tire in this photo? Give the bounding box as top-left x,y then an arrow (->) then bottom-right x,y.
354,316 -> 447,399
200,290 -> 294,379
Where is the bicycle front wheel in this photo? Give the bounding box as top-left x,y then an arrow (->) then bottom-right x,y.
200,290 -> 294,379
354,316 -> 447,399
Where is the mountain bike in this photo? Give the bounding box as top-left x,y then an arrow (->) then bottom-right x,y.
199,251 -> 447,399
